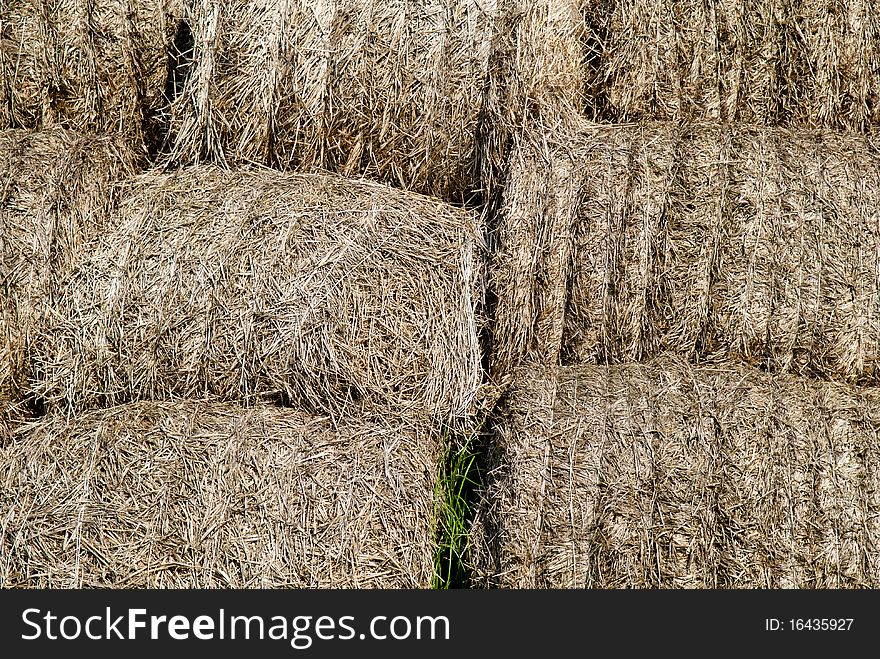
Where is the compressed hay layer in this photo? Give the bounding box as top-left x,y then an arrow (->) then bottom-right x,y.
587,0 -> 880,130
166,0 -> 585,202
492,121 -> 880,384
0,400 -> 439,587
28,166 -> 484,421
0,0 -> 182,146
0,128 -> 137,403
489,131 -> 578,381
472,357 -> 880,588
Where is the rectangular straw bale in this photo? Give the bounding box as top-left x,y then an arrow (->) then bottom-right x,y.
586,0 -> 880,130
0,0 -> 182,146
167,0 -> 497,201
0,400 -> 439,587
492,121 -> 880,384
472,357 -> 880,588
0,128 -> 137,403
28,166 -> 485,421
166,0 -> 587,203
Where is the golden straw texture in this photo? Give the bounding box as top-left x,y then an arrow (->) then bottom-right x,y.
473,357 -> 880,588
0,400 -> 439,587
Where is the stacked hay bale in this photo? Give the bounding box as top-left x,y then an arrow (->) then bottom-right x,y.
5,0 -> 545,589
164,0 -> 586,203
583,0 -> 880,130
0,400 -> 439,587
472,356 -> 880,588
491,121 -> 880,382
0,0 -> 183,149
481,2 -> 880,589
25,167 -> 485,422
0,129 -> 138,406
21,0 -> 880,592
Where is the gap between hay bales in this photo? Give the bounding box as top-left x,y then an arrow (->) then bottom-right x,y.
432,417 -> 494,589
160,0 -> 586,205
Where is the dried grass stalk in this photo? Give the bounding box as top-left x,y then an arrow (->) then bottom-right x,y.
0,400 -> 439,587
0,0 -> 182,146
472,356 -> 880,588
493,121 -> 880,384
0,128 -> 137,403
167,0 -> 497,202
28,166 -> 485,421
587,0 -> 880,130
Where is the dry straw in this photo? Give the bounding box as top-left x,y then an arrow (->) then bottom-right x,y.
586,0 -> 880,130
28,166 -> 485,421
0,400 -> 439,587
489,129 -> 579,382
0,128 -> 137,405
472,356 -> 880,588
0,0 -> 182,146
165,0 -> 496,201
164,0 -> 585,202
492,121 -> 880,384
475,0 -> 585,207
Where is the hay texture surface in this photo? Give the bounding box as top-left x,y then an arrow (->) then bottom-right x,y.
475,0 -> 585,207
165,0 -> 586,202
473,357 -> 880,588
0,400 -> 439,587
492,121 -> 880,384
0,0 -> 182,145
0,128 -> 137,403
165,0 -> 494,201
586,0 -> 880,130
29,166 -> 484,421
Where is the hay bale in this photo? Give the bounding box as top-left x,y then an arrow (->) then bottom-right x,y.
0,400 -> 439,587
164,0 -> 586,202
472,357 -> 880,588
28,166 -> 485,421
586,0 -> 880,130
491,121 -> 880,384
0,0 -> 182,146
0,128 -> 137,403
165,0 -> 495,201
